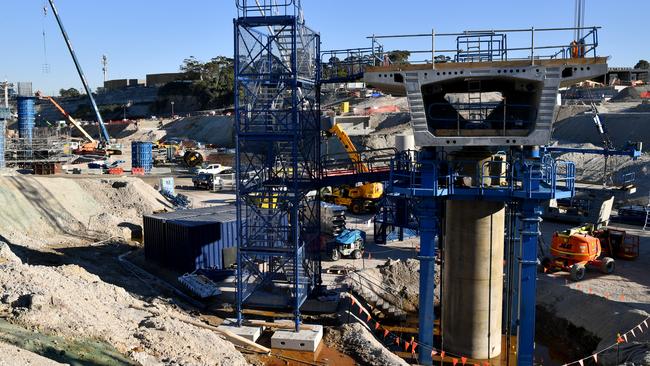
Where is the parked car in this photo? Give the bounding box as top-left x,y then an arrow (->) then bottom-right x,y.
192,173 -> 222,190
195,164 -> 232,175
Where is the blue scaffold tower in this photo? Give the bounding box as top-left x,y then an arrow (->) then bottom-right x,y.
234,0 -> 322,331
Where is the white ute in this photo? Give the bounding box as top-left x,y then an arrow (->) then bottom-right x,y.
197,164 -> 232,175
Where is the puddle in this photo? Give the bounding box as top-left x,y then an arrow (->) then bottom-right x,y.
535,305 -> 600,365
259,340 -> 357,366
0,318 -> 137,366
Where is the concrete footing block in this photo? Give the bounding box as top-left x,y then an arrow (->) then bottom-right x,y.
271,324 -> 323,352
217,319 -> 263,342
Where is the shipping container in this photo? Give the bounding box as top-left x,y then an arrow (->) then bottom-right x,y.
143,206 -> 237,273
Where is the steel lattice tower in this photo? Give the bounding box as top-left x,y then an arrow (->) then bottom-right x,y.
234,1 -> 321,331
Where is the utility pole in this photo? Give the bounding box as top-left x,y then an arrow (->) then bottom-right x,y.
102,55 -> 108,84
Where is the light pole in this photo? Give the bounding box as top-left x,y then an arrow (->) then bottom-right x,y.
123,100 -> 132,120
171,101 -> 175,117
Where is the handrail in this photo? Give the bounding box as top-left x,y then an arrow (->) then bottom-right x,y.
236,0 -> 299,17
363,26 -> 600,66
387,151 -> 576,198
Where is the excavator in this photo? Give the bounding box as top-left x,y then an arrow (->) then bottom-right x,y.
36,92 -> 120,156
321,121 -> 383,214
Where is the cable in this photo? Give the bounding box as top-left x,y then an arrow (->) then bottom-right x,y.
42,2 -> 50,74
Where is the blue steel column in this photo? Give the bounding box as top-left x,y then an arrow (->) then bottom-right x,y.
234,18 -> 243,327
517,200 -> 542,365
418,148 -> 439,366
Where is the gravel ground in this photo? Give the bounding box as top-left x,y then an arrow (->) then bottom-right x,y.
0,341 -> 66,366
538,222 -> 650,365
0,242 -> 248,366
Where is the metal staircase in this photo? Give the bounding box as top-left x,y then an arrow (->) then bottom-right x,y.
235,0 -> 321,331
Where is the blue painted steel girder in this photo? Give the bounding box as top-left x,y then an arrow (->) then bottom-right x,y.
516,200 -> 543,365
417,149 -> 439,366
384,151 -> 575,365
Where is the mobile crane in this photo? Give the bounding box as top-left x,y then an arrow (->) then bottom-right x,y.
322,121 -> 383,214
36,91 -> 120,155
47,0 -> 118,154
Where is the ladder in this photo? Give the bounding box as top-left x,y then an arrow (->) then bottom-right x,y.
467,80 -> 484,123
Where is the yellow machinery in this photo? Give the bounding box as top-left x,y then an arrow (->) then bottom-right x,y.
323,122 -> 383,214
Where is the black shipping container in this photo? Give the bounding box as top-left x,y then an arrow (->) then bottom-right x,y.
143,206 -> 237,273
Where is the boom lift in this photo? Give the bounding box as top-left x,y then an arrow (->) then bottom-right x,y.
322,121 -> 383,214
35,91 -> 120,155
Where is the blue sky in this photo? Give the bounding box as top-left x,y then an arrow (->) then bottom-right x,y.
2,0 -> 647,95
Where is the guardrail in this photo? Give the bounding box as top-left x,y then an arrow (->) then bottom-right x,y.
387,151 -> 576,199
365,26 -> 600,67
236,0 -> 301,18
322,148 -> 397,177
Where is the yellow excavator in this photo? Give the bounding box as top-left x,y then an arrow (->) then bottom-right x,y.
322,122 -> 383,214
36,91 -> 121,156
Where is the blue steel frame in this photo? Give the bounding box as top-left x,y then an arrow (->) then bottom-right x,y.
235,0 -> 321,331
386,149 -> 575,365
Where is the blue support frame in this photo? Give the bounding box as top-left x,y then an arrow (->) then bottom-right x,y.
417,148 -> 439,365
384,150 -> 575,365
516,200 -> 543,365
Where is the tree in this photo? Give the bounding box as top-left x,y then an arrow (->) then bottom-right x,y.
173,56 -> 235,109
634,60 -> 649,70
59,87 -> 81,98
387,50 -> 411,65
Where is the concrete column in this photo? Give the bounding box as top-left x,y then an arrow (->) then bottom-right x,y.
443,200 -> 505,359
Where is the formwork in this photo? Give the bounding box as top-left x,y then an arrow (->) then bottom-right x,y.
132,141 -> 153,173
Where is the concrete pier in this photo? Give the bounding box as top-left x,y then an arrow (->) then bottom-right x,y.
443,200 -> 505,359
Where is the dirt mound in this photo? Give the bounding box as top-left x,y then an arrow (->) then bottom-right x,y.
552,143 -> 650,204
337,323 -> 409,366
0,177 -> 170,247
552,112 -> 650,147
163,116 -> 234,147
610,86 -> 648,103
555,104 -> 591,122
0,341 -> 65,366
77,178 -> 170,225
353,96 -> 409,112
378,259 -> 422,311
347,259 -> 439,316
0,245 -> 247,366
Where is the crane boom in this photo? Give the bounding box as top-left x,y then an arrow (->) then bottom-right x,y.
328,123 -> 370,173
47,0 -> 111,143
36,91 -> 96,143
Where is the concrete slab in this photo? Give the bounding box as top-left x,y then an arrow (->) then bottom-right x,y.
271,324 -> 323,352
217,319 -> 262,342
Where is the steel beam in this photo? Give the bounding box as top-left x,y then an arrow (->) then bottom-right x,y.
417,148 -> 438,366
516,200 -> 543,365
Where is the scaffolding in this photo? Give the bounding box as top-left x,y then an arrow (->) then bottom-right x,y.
4,127 -> 73,166
235,0 -> 322,331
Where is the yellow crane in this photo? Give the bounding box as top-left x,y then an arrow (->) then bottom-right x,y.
323,121 -> 383,214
